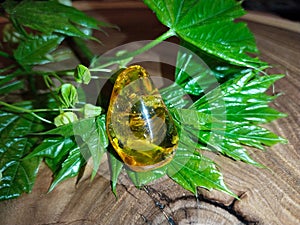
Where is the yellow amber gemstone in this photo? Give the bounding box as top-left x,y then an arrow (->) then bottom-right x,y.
106,65 -> 178,172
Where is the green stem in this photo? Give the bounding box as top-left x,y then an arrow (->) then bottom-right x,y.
0,50 -> 12,59
0,101 -> 53,124
0,65 -> 16,73
122,29 -> 175,58
51,73 -> 64,84
30,108 -> 81,113
0,100 -> 81,114
92,29 -> 176,69
43,75 -> 54,89
14,69 -> 74,77
89,68 -> 112,72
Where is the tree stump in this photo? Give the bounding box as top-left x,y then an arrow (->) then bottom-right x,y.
0,2 -> 299,225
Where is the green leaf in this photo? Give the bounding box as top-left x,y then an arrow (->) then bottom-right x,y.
171,108 -> 213,130
73,115 -> 108,180
82,104 -> 102,118
175,112 -> 285,166
96,116 -> 109,148
160,83 -> 189,108
32,115 -> 108,185
127,166 -> 167,188
174,47 -> 217,96
54,112 -> 78,127
57,83 -> 78,108
41,117 -> 96,137
191,69 -> 255,110
0,102 -> 44,200
0,78 -> 24,95
108,148 -> 123,196
171,71 -> 286,166
197,128 -> 265,166
48,144 -> 86,192
179,40 -> 254,83
30,137 -> 76,173
13,35 -> 64,67
0,157 -> 41,200
144,0 -> 265,68
168,147 -> 236,197
4,0 -> 109,39
25,137 -> 74,159
224,122 -> 287,148
192,72 -> 287,123
74,64 -> 91,84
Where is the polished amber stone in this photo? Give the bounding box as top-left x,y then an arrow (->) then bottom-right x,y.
106,65 -> 178,172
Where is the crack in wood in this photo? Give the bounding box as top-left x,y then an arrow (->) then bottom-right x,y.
142,185 -> 177,225
36,218 -> 95,225
197,192 -> 259,225
138,185 -> 262,225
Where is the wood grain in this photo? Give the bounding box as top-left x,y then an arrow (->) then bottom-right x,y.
0,3 -> 299,225
242,11 -> 300,33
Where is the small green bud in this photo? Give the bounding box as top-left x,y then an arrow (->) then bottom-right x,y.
58,83 -> 78,108
54,112 -> 78,127
74,64 -> 91,84
82,103 -> 102,118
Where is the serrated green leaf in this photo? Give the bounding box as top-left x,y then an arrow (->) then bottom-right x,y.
171,109 -> 259,165
171,108 -> 213,130
168,147 -> 236,197
0,102 -> 44,200
196,128 -> 264,166
73,115 -> 108,180
144,0 -> 265,68
191,72 -> 287,123
242,74 -> 285,94
222,95 -> 282,123
28,136 -> 80,174
224,122 -> 287,148
202,71 -> 255,104
41,121 -> 75,137
179,40 -> 254,83
169,69 -> 286,166
0,157 -> 41,200
177,116 -> 284,166
41,116 -> 106,182
25,137 -> 74,160
14,35 -> 64,67
160,83 -> 189,108
5,0 -> 109,39
48,144 -> 86,192
127,166 -> 167,188
174,47 -> 217,96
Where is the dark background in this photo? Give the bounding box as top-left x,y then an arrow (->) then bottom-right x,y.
0,0 -> 299,21
242,0 -> 300,21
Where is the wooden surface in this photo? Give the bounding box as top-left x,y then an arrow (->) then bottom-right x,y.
0,3 -> 300,225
